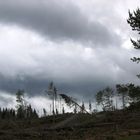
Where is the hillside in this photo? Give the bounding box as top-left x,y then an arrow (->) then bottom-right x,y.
0,108 -> 140,140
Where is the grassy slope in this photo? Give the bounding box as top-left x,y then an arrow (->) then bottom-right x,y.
119,135 -> 140,140
0,111 -> 140,139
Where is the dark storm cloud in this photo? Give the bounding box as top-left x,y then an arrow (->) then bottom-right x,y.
0,0 -> 140,105
0,73 -> 112,101
0,74 -> 86,95
0,0 -> 121,46
0,68 -> 115,98
0,74 -> 47,95
0,63 -> 136,101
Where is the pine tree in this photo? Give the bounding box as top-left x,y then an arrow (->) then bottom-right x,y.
74,104 -> 77,114
62,107 -> 65,114
89,100 -> 92,113
81,102 -> 85,113
1,108 -> 6,119
96,87 -> 114,111
0,108 -> 1,119
16,89 -> 25,119
43,108 -> 47,117
47,82 -> 58,115
127,8 -> 140,77
116,84 -> 129,109
56,108 -> 59,115
33,109 -> 38,118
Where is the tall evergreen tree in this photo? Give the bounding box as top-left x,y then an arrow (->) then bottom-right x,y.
127,8 -> 140,77
81,102 -> 85,113
16,89 -> 25,119
43,108 -> 47,117
89,100 -> 92,113
96,87 -> 114,111
47,82 -> 58,115
62,106 -> 65,114
116,84 -> 129,109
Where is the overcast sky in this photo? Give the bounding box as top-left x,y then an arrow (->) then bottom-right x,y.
0,0 -> 140,110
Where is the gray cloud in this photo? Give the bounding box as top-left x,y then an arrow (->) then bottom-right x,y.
0,0 -> 121,46
0,44 -> 138,101
0,0 -> 139,104
0,24 -> 138,100
0,74 -> 122,101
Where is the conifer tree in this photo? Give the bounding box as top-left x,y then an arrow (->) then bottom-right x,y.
43,108 -> 47,117
96,87 -> 114,111
16,89 -> 25,119
62,107 -> 65,114
127,8 -> 140,77
81,102 -> 85,113
89,100 -> 92,113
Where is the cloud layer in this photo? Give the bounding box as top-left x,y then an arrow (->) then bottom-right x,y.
0,0 -> 139,103
0,0 -> 121,46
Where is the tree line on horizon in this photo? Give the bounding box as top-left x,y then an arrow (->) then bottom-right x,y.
96,84 -> 140,112
0,90 -> 38,120
0,82 -> 140,121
